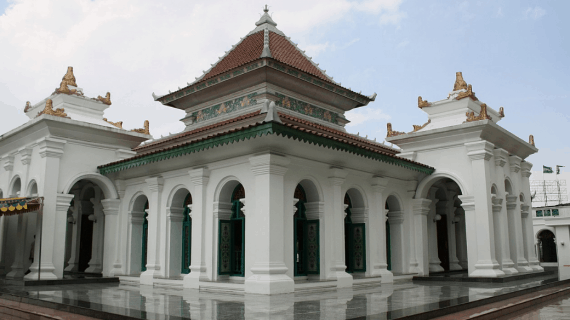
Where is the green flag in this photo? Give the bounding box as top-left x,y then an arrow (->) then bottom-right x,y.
557,165 -> 565,174
543,165 -> 553,173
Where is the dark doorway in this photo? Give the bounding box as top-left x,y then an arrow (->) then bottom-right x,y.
436,215 -> 450,271
538,230 -> 557,263
78,214 -> 93,272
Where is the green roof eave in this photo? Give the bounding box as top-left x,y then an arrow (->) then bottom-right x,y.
98,122 -> 434,175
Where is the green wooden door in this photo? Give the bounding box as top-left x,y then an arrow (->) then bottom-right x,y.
352,223 -> 366,272
386,220 -> 391,271
306,220 -> 320,274
181,206 -> 192,274
218,220 -> 232,275
141,210 -> 148,272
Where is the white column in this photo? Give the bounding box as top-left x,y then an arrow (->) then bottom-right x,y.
454,207 -> 468,269
327,167 -> 353,287
6,214 -> 29,278
26,138 -> 70,280
464,141 -> 504,277
446,200 -> 462,271
128,210 -> 145,275
184,168 -> 210,288
140,176 -> 164,285
428,194 -> 443,272
412,198 -> 431,276
509,155 -> 533,272
244,153 -> 294,294
64,189 -> 81,272
387,211 -> 404,273
492,148 -> 516,274
101,199 -> 120,277
86,188 -> 104,274
521,161 -> 543,271
166,206 -> 184,278
492,195 -> 517,274
370,176 -> 392,282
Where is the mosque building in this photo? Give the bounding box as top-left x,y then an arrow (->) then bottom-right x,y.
0,8 -> 543,294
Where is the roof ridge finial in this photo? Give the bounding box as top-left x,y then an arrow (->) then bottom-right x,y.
264,4 -> 269,13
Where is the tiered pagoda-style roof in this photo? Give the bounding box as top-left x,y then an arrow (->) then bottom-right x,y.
97,8 -> 434,176
154,7 -> 376,109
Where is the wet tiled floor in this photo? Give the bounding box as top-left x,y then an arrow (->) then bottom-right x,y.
0,274 -> 563,320
499,294 -> 570,320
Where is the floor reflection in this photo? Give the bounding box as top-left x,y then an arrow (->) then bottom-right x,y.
0,274 -> 560,320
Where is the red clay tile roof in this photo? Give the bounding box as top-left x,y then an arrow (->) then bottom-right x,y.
98,110 -> 434,172
278,112 -> 399,156
202,31 -> 264,82
201,31 -> 331,84
133,110 -> 264,153
269,32 -> 330,82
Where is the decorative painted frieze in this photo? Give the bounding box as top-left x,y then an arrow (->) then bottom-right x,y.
158,59 -> 369,105
189,93 -> 258,124
274,93 -> 340,125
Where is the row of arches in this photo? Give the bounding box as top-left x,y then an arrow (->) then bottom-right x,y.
121,178 -> 408,279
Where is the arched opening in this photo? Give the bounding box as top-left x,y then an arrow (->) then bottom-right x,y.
10,176 -> 21,197
385,195 -> 403,273
423,178 -> 465,273
537,230 -> 557,263
293,184 -> 320,277
344,189 -> 366,274
63,181 -> 105,275
218,183 -> 246,277
127,193 -> 148,275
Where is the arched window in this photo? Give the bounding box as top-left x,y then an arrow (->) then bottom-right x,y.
142,201 -> 149,272
219,184 -> 246,277
344,192 -> 366,273
182,194 -> 192,274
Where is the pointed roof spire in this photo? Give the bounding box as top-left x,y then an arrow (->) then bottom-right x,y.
256,4 -> 277,27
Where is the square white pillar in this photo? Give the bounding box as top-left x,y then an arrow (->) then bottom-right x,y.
244,153 -> 294,294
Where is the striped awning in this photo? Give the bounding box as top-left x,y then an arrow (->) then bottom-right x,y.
0,197 -> 42,216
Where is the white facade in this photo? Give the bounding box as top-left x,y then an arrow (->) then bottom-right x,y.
532,205 -> 570,280
0,12 -> 544,295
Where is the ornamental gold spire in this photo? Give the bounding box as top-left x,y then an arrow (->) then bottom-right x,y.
529,135 -> 535,146
418,96 -> 430,108
386,123 -> 405,137
36,99 -> 68,118
465,103 -> 492,122
453,72 -> 468,91
97,92 -> 112,105
131,120 -> 150,135
56,66 -> 78,94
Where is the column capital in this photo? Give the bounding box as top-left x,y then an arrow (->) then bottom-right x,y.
520,204 -> 530,216
101,199 -> 121,215
189,167 -> 211,186
328,167 -> 348,186
249,153 -> 290,176
509,155 -> 522,173
506,195 -> 518,210
56,193 -> 75,211
491,195 -> 503,213
493,148 -> 508,167
521,161 -> 533,178
2,154 -> 15,172
129,210 -> 145,224
465,141 -> 494,161
370,176 -> 389,192
412,198 -> 432,215
145,176 -> 164,192
37,137 -> 66,159
166,207 -> 185,221
18,147 -> 33,165
387,211 -> 404,224
457,195 -> 475,211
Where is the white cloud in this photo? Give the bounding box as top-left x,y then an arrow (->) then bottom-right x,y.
496,7 -> 503,18
0,0 -> 406,136
525,6 -> 546,20
345,107 -> 391,127
396,40 -> 409,48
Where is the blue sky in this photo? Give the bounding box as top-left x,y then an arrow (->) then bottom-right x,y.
1,0 -> 568,174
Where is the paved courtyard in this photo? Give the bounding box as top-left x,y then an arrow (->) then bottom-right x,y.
0,274 -> 562,319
